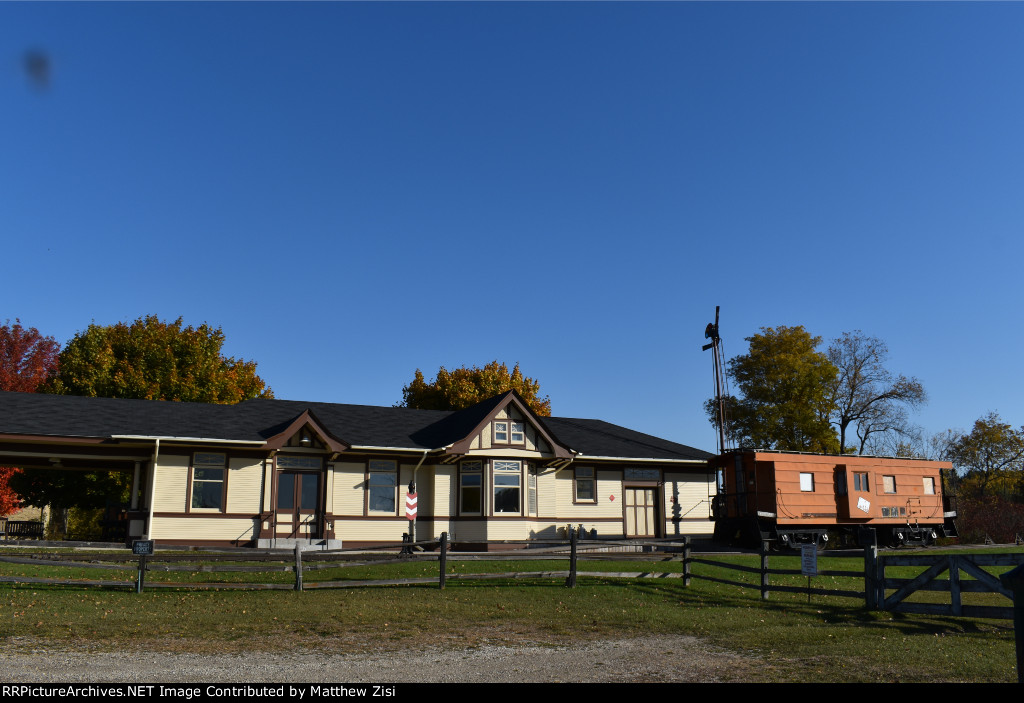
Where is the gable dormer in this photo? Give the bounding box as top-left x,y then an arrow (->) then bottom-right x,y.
261,409 -> 349,454
444,391 -> 573,461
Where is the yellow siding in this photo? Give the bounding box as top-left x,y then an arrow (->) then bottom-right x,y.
466,448 -> 544,458
153,455 -> 190,513
433,465 -> 454,516
334,520 -> 408,543
324,466 -> 334,514
226,458 -> 263,514
414,465 -> 433,517
151,516 -> 257,542
663,472 -> 715,536
262,461 -> 273,511
553,468 -> 622,519
333,462 -> 365,516
537,468 -> 558,516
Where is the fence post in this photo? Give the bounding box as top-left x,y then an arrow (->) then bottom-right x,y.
950,555 -> 962,616
294,542 -> 303,592
439,532 -> 448,590
862,528 -> 878,610
998,563 -> 1024,684
760,540 -> 770,600
863,542 -> 877,610
566,527 -> 578,588
136,553 -> 147,594
875,543 -> 886,609
683,536 -> 691,588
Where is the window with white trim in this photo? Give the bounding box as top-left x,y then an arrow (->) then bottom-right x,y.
493,420 -> 526,445
460,460 -> 483,515
191,452 -> 227,510
493,460 -> 522,514
368,460 -> 397,513
527,466 -> 538,515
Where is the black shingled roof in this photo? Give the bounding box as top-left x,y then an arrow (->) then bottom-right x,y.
0,390 -> 711,462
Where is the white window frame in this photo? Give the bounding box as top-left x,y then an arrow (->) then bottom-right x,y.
493,421 -> 509,443
510,422 -> 525,444
492,460 -> 522,514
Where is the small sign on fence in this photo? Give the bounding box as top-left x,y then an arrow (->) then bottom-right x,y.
132,539 -> 154,556
800,544 -> 818,576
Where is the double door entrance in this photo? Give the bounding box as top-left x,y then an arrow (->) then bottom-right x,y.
276,471 -> 321,539
624,487 -> 659,538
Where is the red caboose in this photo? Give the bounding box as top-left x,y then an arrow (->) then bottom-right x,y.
711,450 -> 958,548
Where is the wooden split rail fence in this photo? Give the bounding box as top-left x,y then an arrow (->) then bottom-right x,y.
0,529 -> 691,593
1,533 -> 1021,622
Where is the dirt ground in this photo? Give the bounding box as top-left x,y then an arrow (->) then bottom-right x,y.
0,634 -> 763,683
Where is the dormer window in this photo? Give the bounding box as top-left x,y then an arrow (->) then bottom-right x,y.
494,420 -> 525,445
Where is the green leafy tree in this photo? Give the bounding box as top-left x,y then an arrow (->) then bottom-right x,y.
14,315 -> 272,529
400,361 -> 551,416
42,315 -> 272,402
708,326 -> 839,452
946,412 -> 1024,500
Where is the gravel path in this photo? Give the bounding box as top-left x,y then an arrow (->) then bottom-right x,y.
1,635 -> 760,683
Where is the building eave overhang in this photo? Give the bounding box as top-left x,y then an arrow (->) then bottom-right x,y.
111,434 -> 266,445
574,455 -> 709,465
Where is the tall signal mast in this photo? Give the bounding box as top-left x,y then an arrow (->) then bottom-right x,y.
702,306 -> 728,455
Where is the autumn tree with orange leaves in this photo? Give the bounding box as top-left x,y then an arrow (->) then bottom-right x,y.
0,320 -> 61,515
400,361 -> 551,416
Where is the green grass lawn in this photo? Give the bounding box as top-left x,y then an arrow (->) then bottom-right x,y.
0,547 -> 1019,683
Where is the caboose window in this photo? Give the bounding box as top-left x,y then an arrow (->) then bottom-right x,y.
799,473 -> 814,492
923,477 -> 935,495
854,473 -> 869,491
883,475 -> 896,494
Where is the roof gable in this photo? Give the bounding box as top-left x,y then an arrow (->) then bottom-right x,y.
260,409 -> 350,453
444,390 -> 574,460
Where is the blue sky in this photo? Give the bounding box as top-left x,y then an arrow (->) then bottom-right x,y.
3,2 -> 1022,452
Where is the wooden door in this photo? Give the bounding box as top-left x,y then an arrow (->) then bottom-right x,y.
625,487 -> 659,538
277,472 -> 321,539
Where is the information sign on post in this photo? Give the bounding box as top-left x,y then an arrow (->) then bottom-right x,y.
133,540 -> 154,593
800,543 -> 818,576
